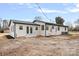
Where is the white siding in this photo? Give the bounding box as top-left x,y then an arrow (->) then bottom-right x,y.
9,21 -> 15,37
9,21 -> 68,38
34,21 -> 68,36
45,25 -> 52,36
53,26 -> 61,35
51,26 -> 68,35
34,22 -> 46,36
15,24 -> 40,37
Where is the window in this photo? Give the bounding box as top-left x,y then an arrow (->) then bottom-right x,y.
35,27 -> 38,30
58,26 -> 60,31
52,26 -> 54,29
41,25 -> 44,30
30,27 -> 32,33
65,27 -> 66,31
19,26 -> 23,30
46,26 -> 49,30
27,26 -> 29,34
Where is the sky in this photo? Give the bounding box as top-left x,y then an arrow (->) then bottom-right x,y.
0,3 -> 79,25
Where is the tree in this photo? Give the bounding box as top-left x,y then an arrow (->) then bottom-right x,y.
75,19 -> 79,24
34,16 -> 42,20
74,19 -> 79,31
65,22 -> 73,31
55,16 -> 64,25
74,25 -> 79,31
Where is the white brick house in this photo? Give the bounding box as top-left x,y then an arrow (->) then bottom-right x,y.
9,20 -> 68,38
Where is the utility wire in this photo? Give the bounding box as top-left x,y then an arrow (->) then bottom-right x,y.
35,3 -> 51,21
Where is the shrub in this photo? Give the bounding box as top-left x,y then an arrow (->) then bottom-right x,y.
0,29 -> 4,33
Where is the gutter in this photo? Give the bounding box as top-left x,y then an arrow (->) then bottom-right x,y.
14,23 -> 16,39
45,23 -> 46,37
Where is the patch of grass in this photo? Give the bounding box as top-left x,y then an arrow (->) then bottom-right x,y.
68,34 -> 79,39
0,32 -> 79,56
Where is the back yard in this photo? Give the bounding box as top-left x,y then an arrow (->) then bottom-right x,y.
0,32 -> 79,56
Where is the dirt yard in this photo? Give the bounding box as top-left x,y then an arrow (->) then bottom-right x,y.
0,32 -> 79,56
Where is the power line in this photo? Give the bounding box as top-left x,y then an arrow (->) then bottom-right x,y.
35,3 -> 51,21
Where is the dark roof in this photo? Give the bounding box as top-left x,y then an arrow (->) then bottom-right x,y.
9,20 -> 40,26
33,20 -> 68,27
33,20 -> 55,25
33,20 -> 51,24
9,20 -> 68,27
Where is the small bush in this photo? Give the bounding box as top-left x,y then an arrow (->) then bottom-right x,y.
5,35 -> 14,39
0,30 -> 4,33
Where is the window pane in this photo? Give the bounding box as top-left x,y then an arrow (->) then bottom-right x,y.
41,25 -> 44,30
27,27 -> 29,34
30,27 -> 32,33
65,27 -> 66,30
36,27 -> 38,30
52,26 -> 54,29
46,26 -> 49,30
58,26 -> 60,31
19,26 -> 23,30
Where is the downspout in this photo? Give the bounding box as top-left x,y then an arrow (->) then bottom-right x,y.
14,23 -> 16,39
45,23 -> 46,37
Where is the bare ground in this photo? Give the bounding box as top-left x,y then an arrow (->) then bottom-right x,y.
0,32 -> 79,56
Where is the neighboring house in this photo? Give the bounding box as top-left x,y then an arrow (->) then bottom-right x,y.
9,20 -> 68,38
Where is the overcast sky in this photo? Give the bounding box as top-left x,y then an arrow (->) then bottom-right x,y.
0,3 -> 79,24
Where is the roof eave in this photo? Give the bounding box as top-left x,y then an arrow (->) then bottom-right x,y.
13,22 -> 40,26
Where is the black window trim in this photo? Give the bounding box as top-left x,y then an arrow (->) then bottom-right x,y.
41,25 -> 44,30
58,26 -> 60,31
19,26 -> 23,30
35,26 -> 38,30
27,26 -> 29,34
30,27 -> 33,34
